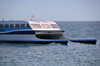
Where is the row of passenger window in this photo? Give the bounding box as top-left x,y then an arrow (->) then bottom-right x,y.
0,24 -> 30,28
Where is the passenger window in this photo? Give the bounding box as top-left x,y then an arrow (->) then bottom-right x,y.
31,24 -> 41,28
27,24 -> 30,28
42,24 -> 51,28
5,24 -> 9,28
21,24 -> 25,28
0,24 -> 3,28
50,24 -> 59,28
10,24 -> 14,28
15,24 -> 19,28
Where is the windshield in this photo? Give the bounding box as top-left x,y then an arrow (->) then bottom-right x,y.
41,24 -> 51,29
31,24 -> 59,29
31,24 -> 42,28
50,24 -> 59,28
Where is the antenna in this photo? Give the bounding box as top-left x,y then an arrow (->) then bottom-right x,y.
30,15 -> 36,21
9,18 -> 10,21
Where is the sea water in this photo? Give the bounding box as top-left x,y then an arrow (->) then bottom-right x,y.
0,21 -> 100,66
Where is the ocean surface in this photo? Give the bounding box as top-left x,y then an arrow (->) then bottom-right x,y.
0,21 -> 100,66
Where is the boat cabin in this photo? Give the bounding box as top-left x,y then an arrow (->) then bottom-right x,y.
0,20 -> 60,32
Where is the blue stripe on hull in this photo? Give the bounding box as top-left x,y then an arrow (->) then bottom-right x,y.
0,30 -> 36,34
0,28 -> 32,32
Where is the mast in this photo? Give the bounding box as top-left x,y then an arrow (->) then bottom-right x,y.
30,15 -> 36,21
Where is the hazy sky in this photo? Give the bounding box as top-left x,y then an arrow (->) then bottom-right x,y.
0,0 -> 100,21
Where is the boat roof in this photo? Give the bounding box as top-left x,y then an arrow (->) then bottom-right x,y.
0,20 -> 56,24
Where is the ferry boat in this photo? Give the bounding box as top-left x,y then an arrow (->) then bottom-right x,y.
0,20 -> 68,44
0,18 -> 97,45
